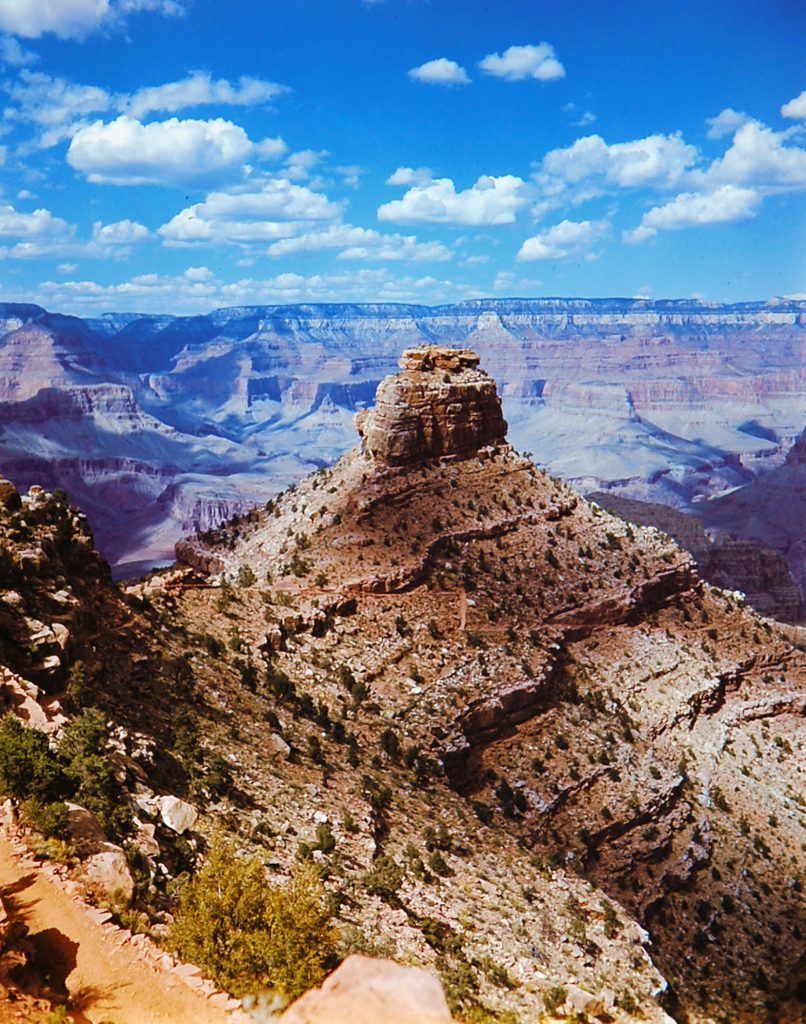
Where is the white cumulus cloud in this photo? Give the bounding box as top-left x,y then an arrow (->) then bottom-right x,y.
4,69 -> 289,152
124,71 -> 287,119
781,90 -> 806,120
624,185 -> 761,243
478,43 -> 564,82
158,178 -> 343,245
0,0 -> 182,39
693,120 -> 806,193
385,166 -> 435,187
0,202 -> 72,240
0,0 -> 109,38
378,173 -> 527,226
92,218 -> 151,244
706,108 -> 750,139
517,218 -> 610,261
67,115 -> 282,186
541,132 -> 697,190
408,58 -> 470,86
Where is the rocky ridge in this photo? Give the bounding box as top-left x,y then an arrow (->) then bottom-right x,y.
0,347 -> 803,1022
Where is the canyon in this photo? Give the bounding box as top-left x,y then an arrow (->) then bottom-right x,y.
0,298 -> 804,596
0,348 -> 803,1022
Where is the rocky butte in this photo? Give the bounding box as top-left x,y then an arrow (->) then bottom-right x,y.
0,348 -> 804,1023
355,347 -> 508,467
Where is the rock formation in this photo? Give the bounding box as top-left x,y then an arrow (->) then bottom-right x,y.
171,348 -> 805,1024
355,346 -> 508,467
3,335 -> 806,1024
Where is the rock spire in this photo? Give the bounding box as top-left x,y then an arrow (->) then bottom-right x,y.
356,346 -> 508,467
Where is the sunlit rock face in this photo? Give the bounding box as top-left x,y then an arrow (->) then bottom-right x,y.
356,346 -> 508,467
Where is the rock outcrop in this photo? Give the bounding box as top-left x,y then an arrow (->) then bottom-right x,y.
355,347 -> 508,467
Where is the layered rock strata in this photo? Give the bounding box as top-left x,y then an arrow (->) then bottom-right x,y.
355,346 -> 507,467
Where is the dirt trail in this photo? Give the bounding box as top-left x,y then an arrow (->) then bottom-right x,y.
0,831 -> 241,1024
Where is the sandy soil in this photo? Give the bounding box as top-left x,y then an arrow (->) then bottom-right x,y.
0,831 -> 240,1024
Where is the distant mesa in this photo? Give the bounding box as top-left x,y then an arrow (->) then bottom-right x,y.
356,346 -> 508,468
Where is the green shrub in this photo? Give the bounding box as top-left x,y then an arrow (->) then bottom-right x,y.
237,564 -> 256,588
59,710 -> 132,841
66,660 -> 90,706
380,728 -> 400,761
21,797 -> 70,839
362,854 -> 403,903
543,984 -> 567,1015
0,715 -> 67,803
169,836 -> 337,999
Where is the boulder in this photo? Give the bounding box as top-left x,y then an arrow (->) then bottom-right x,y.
159,795 -> 198,834
65,802 -> 108,846
79,842 -> 135,902
268,732 -> 291,759
278,955 -> 454,1024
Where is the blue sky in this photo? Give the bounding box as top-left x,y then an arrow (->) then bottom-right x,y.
0,0 -> 804,314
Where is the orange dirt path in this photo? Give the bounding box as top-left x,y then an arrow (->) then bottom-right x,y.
0,832 -> 239,1024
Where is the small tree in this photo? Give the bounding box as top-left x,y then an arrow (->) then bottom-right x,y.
169,836 -> 336,999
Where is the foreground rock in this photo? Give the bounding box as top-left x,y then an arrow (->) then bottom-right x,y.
278,956 -> 453,1024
